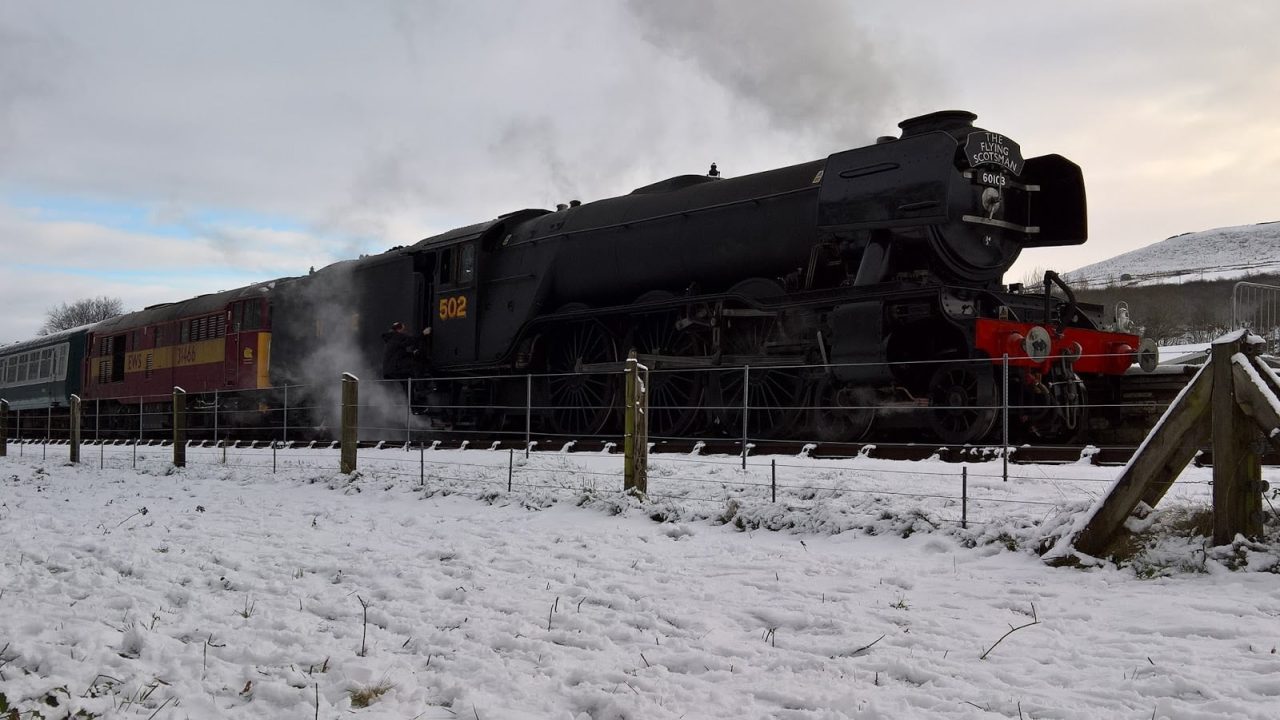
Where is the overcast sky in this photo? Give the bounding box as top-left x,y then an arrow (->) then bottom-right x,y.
2,1 -> 1276,342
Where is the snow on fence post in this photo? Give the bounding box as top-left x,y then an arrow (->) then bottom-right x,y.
0,399 -> 8,457
340,373 -> 359,474
623,350 -> 649,497
69,395 -> 82,464
173,387 -> 187,468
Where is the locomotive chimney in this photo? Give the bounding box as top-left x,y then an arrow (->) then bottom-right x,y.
897,110 -> 977,138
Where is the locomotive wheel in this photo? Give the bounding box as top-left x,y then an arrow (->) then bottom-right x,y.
632,312 -> 707,439
812,380 -> 875,443
926,362 -> 998,445
545,319 -> 618,437
715,320 -> 803,440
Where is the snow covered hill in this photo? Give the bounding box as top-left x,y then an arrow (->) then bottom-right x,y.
1067,221 -> 1280,287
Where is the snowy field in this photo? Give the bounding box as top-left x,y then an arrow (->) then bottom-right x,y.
1,445 -> 1278,719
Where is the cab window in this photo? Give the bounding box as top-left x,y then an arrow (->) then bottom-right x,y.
439,248 -> 455,285
460,244 -> 476,284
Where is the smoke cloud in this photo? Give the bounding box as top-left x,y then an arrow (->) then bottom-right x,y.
626,0 -> 922,150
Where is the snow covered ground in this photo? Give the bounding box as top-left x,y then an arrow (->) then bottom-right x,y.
1,445 -> 1278,719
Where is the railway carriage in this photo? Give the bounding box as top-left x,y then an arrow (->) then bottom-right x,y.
0,327 -> 89,413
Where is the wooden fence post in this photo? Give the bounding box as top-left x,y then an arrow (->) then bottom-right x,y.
623,351 -> 648,497
341,373 -> 359,474
1212,338 -> 1264,543
69,395 -> 82,464
1,399 -> 8,458
173,387 -> 187,468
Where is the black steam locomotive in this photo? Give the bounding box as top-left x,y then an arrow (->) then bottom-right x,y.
8,110 -> 1152,445
269,109 -> 1149,444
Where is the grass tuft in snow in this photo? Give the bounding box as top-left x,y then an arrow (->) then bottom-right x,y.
348,681 -> 394,708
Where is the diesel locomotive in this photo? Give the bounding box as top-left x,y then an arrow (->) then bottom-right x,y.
0,110 -> 1157,445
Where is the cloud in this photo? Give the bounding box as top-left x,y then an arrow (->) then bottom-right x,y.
625,0 -> 931,151
1,0 -> 1278,342
0,201 -> 349,341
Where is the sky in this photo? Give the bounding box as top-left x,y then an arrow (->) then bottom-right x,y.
2,1 -> 1277,343
3,446 -> 1279,718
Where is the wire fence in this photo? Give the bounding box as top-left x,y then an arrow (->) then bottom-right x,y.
0,350 -> 1199,460
3,439 -> 1227,532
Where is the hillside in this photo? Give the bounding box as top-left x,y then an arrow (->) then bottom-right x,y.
1066,221 -> 1280,288
1060,221 -> 1280,344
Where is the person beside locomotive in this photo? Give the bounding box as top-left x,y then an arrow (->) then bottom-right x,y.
382,322 -> 434,376
381,321 -> 434,414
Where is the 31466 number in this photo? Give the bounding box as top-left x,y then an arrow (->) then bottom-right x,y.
438,295 -> 468,320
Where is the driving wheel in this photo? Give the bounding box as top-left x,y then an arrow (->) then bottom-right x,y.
545,319 -> 618,437
926,361 -> 998,444
812,379 -> 876,443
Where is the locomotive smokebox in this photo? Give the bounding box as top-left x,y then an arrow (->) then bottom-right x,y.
817,111 -> 1087,285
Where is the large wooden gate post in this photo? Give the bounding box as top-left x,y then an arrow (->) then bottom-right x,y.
69,395 -> 82,464
173,387 -> 187,468
1212,340 -> 1264,543
1049,330 -> 1275,563
623,351 -> 649,497
340,373 -> 359,474
1,399 -> 8,457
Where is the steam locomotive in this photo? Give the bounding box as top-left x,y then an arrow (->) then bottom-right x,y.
0,110 -> 1156,445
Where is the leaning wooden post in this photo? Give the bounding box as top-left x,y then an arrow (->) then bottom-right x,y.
340,373 -> 359,474
623,351 -> 648,497
172,387 -> 187,468
1212,336 -> 1263,543
1,399 -> 8,457
69,395 -> 82,464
